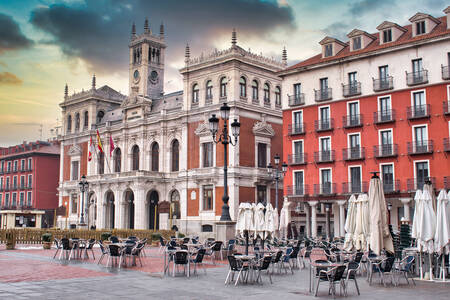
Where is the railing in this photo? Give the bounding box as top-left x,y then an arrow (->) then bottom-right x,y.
444,138 -> 450,152
0,187 -> 3,192
342,82 -> 361,97
444,177 -> 450,189
407,140 -> 433,155
288,94 -> 305,106
287,153 -> 307,165
252,97 -> 259,104
264,99 -> 271,108
407,177 -> 436,191
205,96 -> 213,105
342,147 -> 365,160
373,144 -> 398,158
314,118 -> 334,132
443,101 -> 450,115
343,114 -> 363,128
313,183 -> 336,195
288,123 -> 305,135
441,65 -> 450,80
342,181 -> 368,194
314,150 -> 335,163
191,101 -> 199,108
314,88 -> 332,102
383,180 -> 400,193
20,184 -> 25,190
373,76 -> 393,91
286,184 -> 309,196
373,109 -> 395,124
406,70 -> 428,86
407,104 -> 430,119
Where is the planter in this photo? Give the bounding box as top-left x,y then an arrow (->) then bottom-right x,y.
6,243 -> 15,250
43,242 -> 52,250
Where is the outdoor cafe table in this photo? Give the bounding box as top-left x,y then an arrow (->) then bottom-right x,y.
163,249 -> 192,277
234,254 -> 259,284
69,238 -> 87,260
309,260 -> 344,293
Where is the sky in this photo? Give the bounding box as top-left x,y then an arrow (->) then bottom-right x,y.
0,0 -> 448,146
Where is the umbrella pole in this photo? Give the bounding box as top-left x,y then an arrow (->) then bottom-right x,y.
245,230 -> 249,256
419,251 -> 423,280
429,253 -> 433,281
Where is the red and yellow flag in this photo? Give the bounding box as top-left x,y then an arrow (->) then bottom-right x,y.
88,136 -> 94,162
96,129 -> 103,153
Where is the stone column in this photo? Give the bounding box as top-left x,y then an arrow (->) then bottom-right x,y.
337,200 -> 346,237
305,204 -> 311,238
400,198 -> 412,223
134,188 -> 146,229
309,201 -> 318,238
113,187 -> 123,229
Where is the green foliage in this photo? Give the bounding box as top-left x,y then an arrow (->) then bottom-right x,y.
151,233 -> 161,241
42,233 -> 52,242
177,233 -> 185,238
101,232 -> 112,241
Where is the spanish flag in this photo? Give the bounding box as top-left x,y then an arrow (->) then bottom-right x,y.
96,129 -> 103,153
88,136 -> 94,162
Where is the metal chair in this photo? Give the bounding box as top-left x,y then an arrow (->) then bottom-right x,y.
172,251 -> 189,277
97,241 -> 109,265
225,255 -> 249,286
190,248 -> 207,275
106,244 -> 124,268
254,256 -> 273,284
343,261 -> 360,296
394,255 -> 415,286
315,265 -> 347,298
369,256 -> 396,286
53,238 -> 62,259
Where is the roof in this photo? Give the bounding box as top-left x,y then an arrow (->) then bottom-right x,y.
0,142 -> 60,160
283,16 -> 449,73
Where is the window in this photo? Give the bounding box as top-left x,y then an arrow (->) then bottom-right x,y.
132,145 -> 140,171
349,166 -> 361,193
84,111 -> 89,128
293,111 -> 303,127
349,134 -> 360,151
203,185 -> 213,211
171,140 -> 179,172
71,161 -> 79,180
264,83 -> 270,102
202,142 -> 213,167
380,129 -> 393,155
324,44 -> 333,57
381,164 -> 394,192
27,191 -> 32,206
415,161 -> 429,189
275,86 -> 281,105
114,148 -> 121,172
0,178 -> 3,190
27,158 -> 32,170
75,113 -> 80,131
96,111 -> 104,124
348,72 -> 357,85
257,143 -> 267,168
12,192 -> 17,206
0,194 -> 2,206
294,171 -> 304,195
257,185 -> 267,205
5,193 -> 10,207
13,176 -> 17,189
98,152 -> 105,175
320,78 -> 328,91
13,161 -> 17,172
192,84 -> 199,103
383,29 -> 392,43
293,140 -> 303,163
170,190 -> 180,219
206,80 -> 213,100
379,65 -> 388,80
7,161 -> 11,172
321,169 -> 332,194
71,194 -> 77,214
416,21 -> 426,35
293,83 -> 301,98
319,106 -> 330,129
252,80 -> 259,100
19,192 -> 24,206
27,175 -> 32,188
412,59 -> 423,74
414,126 -> 428,152
0,161 -> 3,173
379,96 -> 392,121
6,177 -> 10,189
220,77 -> 227,98
67,115 -> 72,132
20,159 -> 25,171
352,36 -> 361,50
239,77 -> 246,97
151,143 -> 158,171
20,176 -> 25,188
320,137 -> 331,161
348,102 -> 359,125
412,91 -> 426,117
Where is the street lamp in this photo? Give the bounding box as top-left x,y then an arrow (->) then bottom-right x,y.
78,175 -> 89,225
209,102 -> 240,221
267,154 -> 287,211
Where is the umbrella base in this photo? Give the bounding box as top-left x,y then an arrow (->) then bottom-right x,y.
216,221 -> 236,242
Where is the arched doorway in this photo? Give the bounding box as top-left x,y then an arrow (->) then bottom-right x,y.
124,190 -> 135,229
105,191 -> 115,229
148,190 -> 159,229
88,192 -> 97,228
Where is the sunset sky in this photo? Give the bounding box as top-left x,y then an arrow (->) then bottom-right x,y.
0,0 -> 447,146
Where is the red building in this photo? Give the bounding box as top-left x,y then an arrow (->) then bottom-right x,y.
0,140 -> 60,228
279,8 -> 450,238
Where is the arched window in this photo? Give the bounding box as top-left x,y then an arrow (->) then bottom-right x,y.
171,140 -> 179,172
75,113 -> 80,131
252,80 -> 259,100
67,115 -> 72,132
96,111 -> 104,124
84,111 -> 89,128
206,80 -> 213,101
239,77 -> 246,97
114,148 -> 121,172
131,145 -> 139,171
151,142 -> 159,172
220,77 -> 227,98
275,86 -> 281,105
264,83 -> 270,102
98,151 -> 104,175
170,190 -> 180,219
192,84 -> 199,103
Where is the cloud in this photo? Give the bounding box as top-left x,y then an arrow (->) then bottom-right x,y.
322,21 -> 355,40
30,0 -> 296,76
0,13 -> 33,53
0,72 -> 23,85
348,0 -> 395,17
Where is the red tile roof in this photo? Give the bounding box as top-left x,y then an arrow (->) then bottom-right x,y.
284,16 -> 450,72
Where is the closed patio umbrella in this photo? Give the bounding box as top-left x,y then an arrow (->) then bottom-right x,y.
264,203 -> 276,238
279,199 -> 291,239
368,174 -> 394,256
235,202 -> 246,237
241,202 -> 255,255
354,193 -> 370,252
254,202 -> 266,238
411,190 -> 423,241
434,190 -> 449,281
423,180 -> 437,213
343,194 -> 357,251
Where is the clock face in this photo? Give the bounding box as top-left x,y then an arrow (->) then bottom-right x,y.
149,70 -> 158,82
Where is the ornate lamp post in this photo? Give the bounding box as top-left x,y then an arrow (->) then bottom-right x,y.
209,102 -> 240,221
78,175 -> 89,225
266,154 -> 287,211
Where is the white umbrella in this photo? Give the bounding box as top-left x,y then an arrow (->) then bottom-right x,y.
279,199 -> 291,239
368,176 -> 394,256
423,181 -> 437,212
434,190 -> 449,281
343,194 -> 357,251
416,189 -> 436,280
264,203 -> 276,238
411,190 -> 423,241
254,202 -> 266,238
273,208 -> 279,238
354,193 -> 370,252
235,202 -> 246,237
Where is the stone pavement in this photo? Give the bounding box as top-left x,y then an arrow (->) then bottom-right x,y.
0,245 -> 449,299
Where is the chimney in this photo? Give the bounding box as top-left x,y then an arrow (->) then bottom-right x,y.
444,6 -> 450,29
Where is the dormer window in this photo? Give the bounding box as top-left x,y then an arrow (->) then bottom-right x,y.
320,37 -> 346,58
352,37 -> 361,50
416,21 -> 426,35
324,44 -> 333,57
383,29 -> 392,43
409,12 -> 440,37
377,21 -> 406,44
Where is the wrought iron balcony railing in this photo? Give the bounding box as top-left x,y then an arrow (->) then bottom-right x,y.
444,138 -> 450,152
314,118 -> 334,132
314,150 -> 335,163
342,82 -> 361,97
288,94 -> 305,106
314,88 -> 332,102
407,177 -> 435,191
373,144 -> 398,158
286,184 -> 309,196
382,180 -> 400,193
373,76 -> 393,92
441,65 -> 450,80
407,104 -> 430,119
444,177 -> 450,190
407,140 -> 433,155
288,123 -> 305,135
342,181 -> 368,194
373,109 -> 395,124
287,153 -> 307,165
406,70 -> 428,86
343,114 -> 363,128
342,147 -> 365,161
443,101 -> 450,115
205,95 -> 213,105
314,183 -> 336,195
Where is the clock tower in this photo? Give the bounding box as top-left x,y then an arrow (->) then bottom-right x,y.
129,19 -> 165,99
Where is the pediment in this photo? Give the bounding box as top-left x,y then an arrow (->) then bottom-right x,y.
376,21 -> 407,32
68,144 -> 82,156
195,122 -> 211,137
319,36 -> 346,46
252,121 -> 275,138
347,29 -> 376,40
409,12 -> 440,24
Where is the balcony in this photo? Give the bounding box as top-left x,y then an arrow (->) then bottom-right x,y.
342,82 -> 361,97
314,183 -> 336,195
383,180 -> 400,193
314,118 -> 334,132
4,187 -> 10,191
444,138 -> 450,152
288,123 -> 305,135
191,101 -> 199,108
314,88 -> 332,102
0,187 -> 3,192
407,104 -> 430,120
342,181 -> 368,194
373,109 -> 395,124
407,140 -> 433,155
407,177 -> 436,191
444,101 -> 450,115
373,76 -> 393,92
288,153 -> 307,165
314,150 -> 335,163
264,98 -> 271,108
286,184 -> 309,196
343,114 -> 363,128
205,96 -> 213,105
444,177 -> 450,190
342,147 -> 365,161
442,65 -> 450,80
20,184 -> 25,190
373,144 -> 398,158
406,70 -> 428,86
288,94 -> 305,107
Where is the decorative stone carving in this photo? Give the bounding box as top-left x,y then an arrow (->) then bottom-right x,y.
252,120 -> 275,138
195,121 -> 210,137
68,144 -> 82,156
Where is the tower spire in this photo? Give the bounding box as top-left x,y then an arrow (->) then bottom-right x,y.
131,22 -> 136,38
160,22 -> 164,38
185,43 -> 190,65
282,47 -> 287,66
64,84 -> 68,99
231,28 -> 237,47
144,17 -> 149,34
92,74 -> 96,90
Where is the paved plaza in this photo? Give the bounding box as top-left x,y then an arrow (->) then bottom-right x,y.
0,245 -> 449,299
